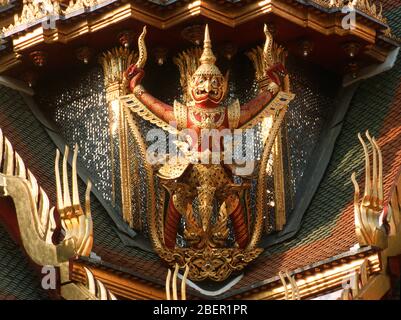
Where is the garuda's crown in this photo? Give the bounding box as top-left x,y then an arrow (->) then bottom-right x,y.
193,24 -> 223,78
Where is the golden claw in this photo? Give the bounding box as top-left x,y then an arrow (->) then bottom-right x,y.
55,144 -> 93,257
352,131 -> 387,249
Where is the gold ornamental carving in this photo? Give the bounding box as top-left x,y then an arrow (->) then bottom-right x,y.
99,46 -> 138,227
0,128 -> 117,299
120,24 -> 295,282
351,131 -> 387,249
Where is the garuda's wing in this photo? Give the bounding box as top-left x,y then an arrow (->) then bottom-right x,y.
244,25 -> 296,248
121,99 -> 168,254
120,94 -> 178,135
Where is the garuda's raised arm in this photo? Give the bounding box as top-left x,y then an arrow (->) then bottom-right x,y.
238,25 -> 290,128
124,27 -> 175,125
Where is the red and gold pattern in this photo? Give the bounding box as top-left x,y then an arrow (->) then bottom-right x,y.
121,24 -> 294,281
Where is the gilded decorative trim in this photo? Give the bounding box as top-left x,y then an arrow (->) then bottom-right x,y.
339,130 -> 401,300
351,131 -> 387,249
250,106 -> 288,249
165,264 -> 189,300
1,0 -> 111,34
273,131 -> 286,231
0,0 -> 394,75
173,100 -> 187,130
353,0 -> 387,24
241,252 -> 381,300
311,0 -> 387,24
188,104 -> 225,129
383,27 -> 401,43
2,0 -> 61,34
120,94 -> 179,135
247,43 -> 290,234
340,258 -> 373,300
0,129 -> 93,266
227,99 -> 240,129
61,265 -> 118,300
278,270 -> 300,300
99,46 -> 137,225
123,100 -> 267,281
0,128 -> 109,300
99,47 -> 137,91
64,0 -> 101,15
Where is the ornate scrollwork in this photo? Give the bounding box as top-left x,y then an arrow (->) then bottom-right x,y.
119,24 -> 294,282
383,27 -> 401,43
0,128 -> 107,299
1,0 -> 108,34
351,131 -> 388,249
2,0 -> 61,34
353,0 -> 386,24
63,0 -> 99,15
0,129 -> 93,265
160,247 -> 262,282
309,0 -> 387,24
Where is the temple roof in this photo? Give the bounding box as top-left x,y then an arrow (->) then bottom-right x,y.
0,85 -> 52,299
0,223 -> 50,299
73,0 -> 401,299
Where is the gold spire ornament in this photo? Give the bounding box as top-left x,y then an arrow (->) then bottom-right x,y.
193,24 -> 221,77
189,24 -> 228,105
200,24 -> 215,64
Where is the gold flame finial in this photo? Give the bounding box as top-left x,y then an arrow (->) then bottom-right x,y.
135,26 -> 148,69
193,24 -> 222,77
199,24 -> 216,66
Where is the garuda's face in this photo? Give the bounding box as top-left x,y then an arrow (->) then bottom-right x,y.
190,73 -> 226,105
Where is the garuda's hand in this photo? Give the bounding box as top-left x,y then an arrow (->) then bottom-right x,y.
125,64 -> 145,93
266,63 -> 287,88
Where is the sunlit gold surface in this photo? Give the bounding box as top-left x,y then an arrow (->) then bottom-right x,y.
247,43 -> 289,232
0,128 -> 116,300
99,47 -> 138,227
117,24 -> 294,282
243,252 -> 381,300
351,131 -> 387,249
0,0 -> 394,74
165,264 -> 189,300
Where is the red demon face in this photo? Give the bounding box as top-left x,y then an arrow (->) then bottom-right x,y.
189,73 -> 227,105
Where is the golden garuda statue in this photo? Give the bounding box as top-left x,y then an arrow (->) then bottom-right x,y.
120,24 -> 295,281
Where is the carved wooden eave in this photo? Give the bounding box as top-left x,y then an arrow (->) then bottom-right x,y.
0,0 -> 399,77
71,259 -> 167,300
240,247 -> 383,300
69,245 -> 384,300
